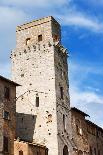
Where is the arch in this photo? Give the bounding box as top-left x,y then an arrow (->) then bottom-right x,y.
63,145 -> 68,155
19,150 -> 23,155
78,150 -> 83,155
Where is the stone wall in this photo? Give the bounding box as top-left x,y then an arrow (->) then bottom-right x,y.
14,140 -> 48,155
71,108 -> 103,155
0,77 -> 17,155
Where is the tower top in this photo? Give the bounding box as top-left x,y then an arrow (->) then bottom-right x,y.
16,16 -> 61,48
16,16 -> 60,32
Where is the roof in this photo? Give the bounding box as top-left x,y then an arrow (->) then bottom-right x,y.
71,107 -> 89,117
15,139 -> 48,149
86,120 -> 103,131
0,75 -> 20,86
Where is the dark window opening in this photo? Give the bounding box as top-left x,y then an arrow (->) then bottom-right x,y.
3,111 -> 9,120
36,96 -> 39,107
19,150 -> 23,155
4,87 -> 10,99
60,87 -> 63,99
63,114 -> 66,131
63,145 -> 68,155
53,34 -> 59,42
38,35 -> 42,42
3,136 -> 8,152
94,148 -> 96,155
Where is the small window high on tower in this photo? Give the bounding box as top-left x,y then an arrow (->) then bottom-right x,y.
36,96 -> 39,107
60,87 -> 63,99
38,35 -> 42,42
26,38 -> 31,45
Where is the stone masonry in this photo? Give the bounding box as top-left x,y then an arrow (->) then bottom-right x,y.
71,107 -> 103,155
0,75 -> 19,155
11,16 -> 75,155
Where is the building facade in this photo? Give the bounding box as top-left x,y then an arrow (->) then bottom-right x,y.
11,16 -> 75,155
0,75 -> 19,155
71,107 -> 103,155
14,140 -> 48,155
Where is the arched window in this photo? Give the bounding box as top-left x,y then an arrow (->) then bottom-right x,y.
19,150 -> 23,155
26,38 -> 31,45
63,145 -> 68,155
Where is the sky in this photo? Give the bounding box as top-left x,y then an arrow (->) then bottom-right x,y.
0,0 -> 103,127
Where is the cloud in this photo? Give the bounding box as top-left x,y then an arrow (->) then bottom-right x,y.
70,86 -> 103,107
0,0 -> 69,8
0,6 -> 28,63
69,60 -> 103,127
70,85 -> 103,127
57,12 -> 103,33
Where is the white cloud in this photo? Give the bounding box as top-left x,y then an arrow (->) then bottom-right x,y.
70,86 -> 103,107
0,6 -> 28,29
57,12 -> 103,33
0,0 -> 69,8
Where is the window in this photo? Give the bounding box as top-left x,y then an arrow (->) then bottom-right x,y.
98,150 -> 100,155
53,34 -> 59,42
60,87 -> 63,99
19,150 -> 23,155
36,96 -> 39,107
3,111 -> 9,120
3,136 -> 8,152
63,145 -> 68,155
4,87 -> 10,99
94,148 -> 96,155
26,38 -> 30,45
38,35 -> 42,42
76,119 -> 82,136
63,114 -> 66,131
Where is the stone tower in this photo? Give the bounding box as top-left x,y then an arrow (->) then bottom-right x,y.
11,16 -> 73,155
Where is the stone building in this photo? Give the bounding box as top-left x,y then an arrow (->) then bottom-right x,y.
0,75 -> 19,155
71,107 -> 103,155
14,140 -> 48,155
10,16 -> 103,155
11,16 -> 75,155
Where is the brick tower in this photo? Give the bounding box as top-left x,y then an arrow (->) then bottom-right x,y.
11,16 -> 73,155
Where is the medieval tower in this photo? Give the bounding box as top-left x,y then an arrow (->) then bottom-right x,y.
11,16 -> 73,155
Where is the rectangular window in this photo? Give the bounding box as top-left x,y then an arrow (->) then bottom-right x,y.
3,111 -> 9,120
3,136 -> 8,152
60,87 -> 63,99
38,35 -> 42,42
4,87 -> 10,99
63,114 -> 66,131
36,96 -> 39,107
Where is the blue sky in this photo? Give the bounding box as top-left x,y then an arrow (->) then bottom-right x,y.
0,0 -> 103,127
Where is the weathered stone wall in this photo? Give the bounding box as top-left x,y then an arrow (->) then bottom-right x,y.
0,77 -> 16,155
54,45 -> 73,154
71,108 -> 103,155
14,140 -> 48,155
11,16 -> 71,155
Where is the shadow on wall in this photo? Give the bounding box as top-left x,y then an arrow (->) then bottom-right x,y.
16,113 -> 37,142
